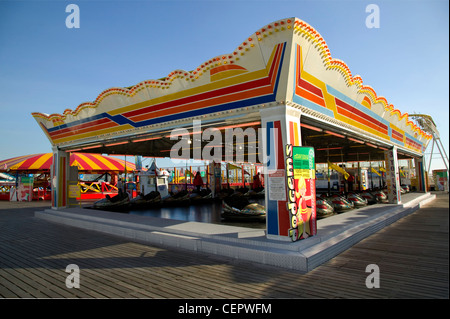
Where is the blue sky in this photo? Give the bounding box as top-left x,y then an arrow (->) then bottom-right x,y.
0,0 -> 448,171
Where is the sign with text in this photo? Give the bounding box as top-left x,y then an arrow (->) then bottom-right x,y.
68,182 -> 81,198
286,145 -> 316,241
268,169 -> 286,201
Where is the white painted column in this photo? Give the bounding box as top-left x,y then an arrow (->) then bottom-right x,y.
384,146 -> 402,204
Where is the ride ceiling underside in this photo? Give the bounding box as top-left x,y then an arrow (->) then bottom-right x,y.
32,17 -> 431,166
47,117 -> 416,164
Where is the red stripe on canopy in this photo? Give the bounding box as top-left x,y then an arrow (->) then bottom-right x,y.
0,153 -> 136,172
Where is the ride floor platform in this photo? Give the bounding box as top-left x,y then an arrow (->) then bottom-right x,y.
35,192 -> 436,272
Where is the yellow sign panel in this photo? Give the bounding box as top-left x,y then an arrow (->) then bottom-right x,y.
68,182 -> 81,198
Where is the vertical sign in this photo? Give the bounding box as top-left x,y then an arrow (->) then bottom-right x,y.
286,145 -> 316,241
384,148 -> 401,204
433,169 -> 448,192
67,166 -> 80,207
18,176 -> 34,202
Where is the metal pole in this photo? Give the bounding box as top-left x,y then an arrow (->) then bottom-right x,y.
327,148 -> 330,194
357,152 -> 360,191
435,138 -> 449,171
437,138 -> 449,166
369,153 -> 373,190
427,139 -> 435,175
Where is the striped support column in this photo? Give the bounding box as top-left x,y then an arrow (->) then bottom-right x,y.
260,105 -> 304,240
51,148 -> 70,209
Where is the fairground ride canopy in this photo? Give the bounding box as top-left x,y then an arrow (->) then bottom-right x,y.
31,17 -> 432,164
0,153 -> 136,174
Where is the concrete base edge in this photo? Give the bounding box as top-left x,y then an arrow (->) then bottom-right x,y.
35,193 -> 436,272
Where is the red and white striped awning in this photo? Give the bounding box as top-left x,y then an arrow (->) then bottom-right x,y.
0,153 -> 136,172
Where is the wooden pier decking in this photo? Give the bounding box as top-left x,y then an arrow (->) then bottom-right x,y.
0,192 -> 448,299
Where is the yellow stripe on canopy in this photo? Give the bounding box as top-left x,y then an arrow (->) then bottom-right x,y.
75,153 -> 102,170
29,153 -> 53,170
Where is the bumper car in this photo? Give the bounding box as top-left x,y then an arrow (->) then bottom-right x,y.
316,198 -> 335,219
190,188 -> 213,204
323,193 -> 354,213
218,188 -> 234,199
360,190 -> 378,205
162,190 -> 190,206
347,192 -> 368,208
130,191 -> 161,208
222,194 -> 266,221
401,184 -> 410,193
373,189 -> 389,203
246,187 -> 265,198
93,192 -> 130,211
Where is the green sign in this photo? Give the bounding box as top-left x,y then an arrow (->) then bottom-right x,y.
292,146 -> 315,179
20,176 -> 34,185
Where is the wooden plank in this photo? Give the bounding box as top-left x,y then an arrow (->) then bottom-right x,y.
0,193 -> 447,299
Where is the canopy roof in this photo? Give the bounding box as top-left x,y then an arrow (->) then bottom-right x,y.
32,17 -> 431,162
0,153 -> 136,173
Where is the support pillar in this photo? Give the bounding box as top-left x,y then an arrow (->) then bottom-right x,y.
384,146 -> 402,204
260,105 -> 316,241
51,147 -> 70,209
414,157 -> 426,192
